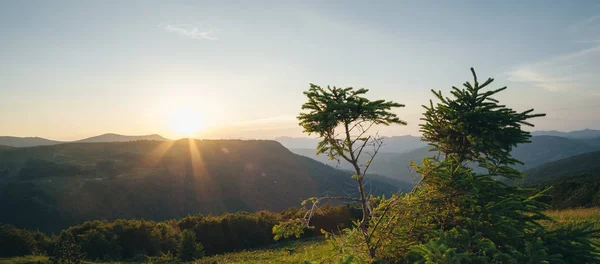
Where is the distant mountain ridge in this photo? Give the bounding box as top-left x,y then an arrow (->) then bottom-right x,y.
0,133 -> 169,147
0,136 -> 64,147
276,135 -> 426,154
76,133 -> 168,143
531,129 -> 600,139
0,139 -> 408,232
290,135 -> 600,183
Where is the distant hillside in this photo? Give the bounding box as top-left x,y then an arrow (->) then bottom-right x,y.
524,151 -> 600,184
531,129 -> 600,139
0,136 -> 63,147
291,146 -> 435,184
523,151 -> 600,209
582,137 -> 600,147
277,135 -> 425,154
0,139 -> 406,232
291,135 -> 600,183
511,135 -> 599,169
76,133 -> 168,143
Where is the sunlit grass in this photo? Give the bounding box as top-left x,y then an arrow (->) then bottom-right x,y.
544,207 -> 600,234
199,238 -> 338,264
0,255 -> 49,264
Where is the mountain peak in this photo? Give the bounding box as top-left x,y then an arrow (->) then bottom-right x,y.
77,133 -> 169,143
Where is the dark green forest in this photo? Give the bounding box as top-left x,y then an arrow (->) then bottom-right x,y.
0,140 -> 406,233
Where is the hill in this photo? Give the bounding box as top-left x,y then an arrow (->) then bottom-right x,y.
0,139 -> 406,233
524,151 -> 600,184
523,151 -> 600,209
290,146 -> 434,184
276,135 -> 425,154
0,136 -> 63,147
76,133 -> 168,143
531,129 -> 600,139
511,135 -> 599,170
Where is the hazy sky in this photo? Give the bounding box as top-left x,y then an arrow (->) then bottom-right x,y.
1,1 -> 599,141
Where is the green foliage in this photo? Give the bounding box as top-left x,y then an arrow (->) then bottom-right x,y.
292,83 -> 406,261
298,84 -> 405,159
177,230 -> 204,261
273,219 -> 308,241
50,231 -> 84,264
420,67 -> 545,179
336,68 -> 599,263
0,224 -> 50,257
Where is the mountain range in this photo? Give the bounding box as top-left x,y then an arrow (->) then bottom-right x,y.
284,131 -> 600,183
275,135 -> 426,154
0,133 -> 168,147
531,129 -> 600,139
0,139 -> 407,232
1,129 -> 599,232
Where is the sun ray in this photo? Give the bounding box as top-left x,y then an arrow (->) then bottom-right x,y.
188,138 -> 225,212
144,140 -> 176,168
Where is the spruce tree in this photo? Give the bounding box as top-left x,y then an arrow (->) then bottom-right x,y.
408,68 -> 600,263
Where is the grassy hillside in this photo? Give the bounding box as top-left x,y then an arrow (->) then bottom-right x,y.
0,139 -> 405,233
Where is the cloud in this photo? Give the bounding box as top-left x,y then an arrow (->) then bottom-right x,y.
506,44 -> 600,93
163,24 -> 218,40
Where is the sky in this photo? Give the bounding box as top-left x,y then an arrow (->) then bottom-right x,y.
1,0 -> 599,141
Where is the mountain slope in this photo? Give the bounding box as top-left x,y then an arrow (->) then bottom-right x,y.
524,151 -> 600,184
77,133 -> 168,143
524,151 -> 600,209
511,136 -> 599,169
277,135 -> 425,154
0,136 -> 63,147
0,139 -> 405,232
290,146 -> 435,184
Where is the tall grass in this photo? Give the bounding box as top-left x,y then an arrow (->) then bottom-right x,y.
544,207 -> 600,234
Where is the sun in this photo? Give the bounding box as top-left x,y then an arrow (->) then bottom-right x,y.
170,109 -> 205,138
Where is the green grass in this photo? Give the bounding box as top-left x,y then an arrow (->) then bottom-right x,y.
0,255 -> 49,264
199,238 -> 338,264
544,207 -> 600,234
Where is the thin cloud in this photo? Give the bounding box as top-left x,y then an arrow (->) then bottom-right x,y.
163,24 -> 218,40
506,44 -> 600,93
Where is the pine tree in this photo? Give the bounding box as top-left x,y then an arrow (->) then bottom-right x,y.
408,67 -> 600,263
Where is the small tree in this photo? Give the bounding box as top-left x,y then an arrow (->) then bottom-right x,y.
51,231 -> 85,264
274,84 -> 406,261
178,230 -> 204,261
